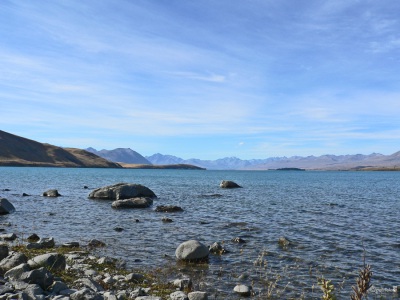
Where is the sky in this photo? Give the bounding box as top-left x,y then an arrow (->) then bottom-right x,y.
1,0 -> 400,160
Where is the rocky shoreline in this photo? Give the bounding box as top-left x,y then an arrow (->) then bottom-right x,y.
0,235 -> 212,300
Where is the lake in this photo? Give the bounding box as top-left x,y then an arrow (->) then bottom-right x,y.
0,167 -> 399,299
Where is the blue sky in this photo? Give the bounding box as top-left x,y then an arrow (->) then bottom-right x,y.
1,0 -> 400,159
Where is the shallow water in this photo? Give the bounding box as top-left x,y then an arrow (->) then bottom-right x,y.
1,167 -> 399,299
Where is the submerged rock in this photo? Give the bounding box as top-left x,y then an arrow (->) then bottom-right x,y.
175,240 -> 209,262
155,205 -> 183,212
0,198 -> 15,215
209,242 -> 229,254
219,180 -> 241,188
111,197 -> 153,209
88,183 -> 156,200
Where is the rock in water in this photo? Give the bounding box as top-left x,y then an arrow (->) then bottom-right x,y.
155,205 -> 183,212
175,240 -> 209,261
219,180 -> 241,188
43,189 -> 61,197
111,197 -> 153,208
88,183 -> 156,200
233,284 -> 252,296
0,198 -> 15,214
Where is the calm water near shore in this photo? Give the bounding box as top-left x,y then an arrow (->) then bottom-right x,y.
1,167 -> 399,298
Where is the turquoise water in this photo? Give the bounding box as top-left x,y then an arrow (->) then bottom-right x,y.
0,167 -> 399,298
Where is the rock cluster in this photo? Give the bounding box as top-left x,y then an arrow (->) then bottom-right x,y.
0,239 -> 209,300
88,183 -> 157,200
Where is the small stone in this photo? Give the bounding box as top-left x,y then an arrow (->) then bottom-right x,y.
43,189 -> 61,197
162,217 -> 173,223
170,291 -> 188,300
114,227 -> 124,232
22,193 -> 30,197
125,273 -> 144,283
233,284 -> 252,296
88,239 -> 106,247
0,233 -> 17,241
62,242 -> 80,248
231,237 -> 246,244
0,244 -> 8,260
219,180 -> 241,188
188,291 -> 208,300
27,233 -> 40,242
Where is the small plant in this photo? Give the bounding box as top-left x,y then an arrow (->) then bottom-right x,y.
318,277 -> 337,300
350,264 -> 372,300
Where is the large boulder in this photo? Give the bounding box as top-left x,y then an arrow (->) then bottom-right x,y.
175,240 -> 209,262
0,198 -> 15,214
111,197 -> 153,209
219,180 -> 241,188
88,183 -> 156,200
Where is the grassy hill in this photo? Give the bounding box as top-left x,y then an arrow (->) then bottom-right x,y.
0,130 -> 121,168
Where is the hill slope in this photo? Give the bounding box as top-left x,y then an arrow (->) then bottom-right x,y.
0,130 -> 120,168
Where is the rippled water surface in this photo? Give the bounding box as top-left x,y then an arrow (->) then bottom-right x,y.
1,167 -> 399,299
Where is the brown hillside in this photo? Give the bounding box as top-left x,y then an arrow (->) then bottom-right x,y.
0,130 -> 120,168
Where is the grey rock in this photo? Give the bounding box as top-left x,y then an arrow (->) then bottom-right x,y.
49,281 -> 70,294
4,263 -> 30,280
175,240 -> 209,261
74,278 -> 104,293
162,217 -> 173,223
28,253 -> 66,271
26,237 -> 55,250
111,197 -> 153,209
219,180 -> 241,188
173,278 -> 192,291
187,292 -> 208,300
170,291 -> 188,300
135,297 -> 161,300
208,242 -> 229,254
70,288 -> 103,300
0,244 -> 8,261
0,198 -> 15,215
0,252 -> 28,274
52,296 -> 70,300
61,242 -> 80,248
9,280 -> 29,290
23,284 -> 45,300
129,288 -> 147,298
102,276 -> 115,285
104,291 -> 117,300
59,288 -> 77,296
0,233 -> 17,241
88,183 -> 156,200
97,257 -> 113,265
84,269 -> 98,277
125,273 -> 144,283
43,189 -> 61,197
27,234 -> 40,242
233,284 -> 252,296
20,267 -> 54,289
0,285 -> 13,295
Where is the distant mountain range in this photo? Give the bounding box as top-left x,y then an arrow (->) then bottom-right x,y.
0,130 -> 120,168
86,147 -> 151,165
88,148 -> 400,170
